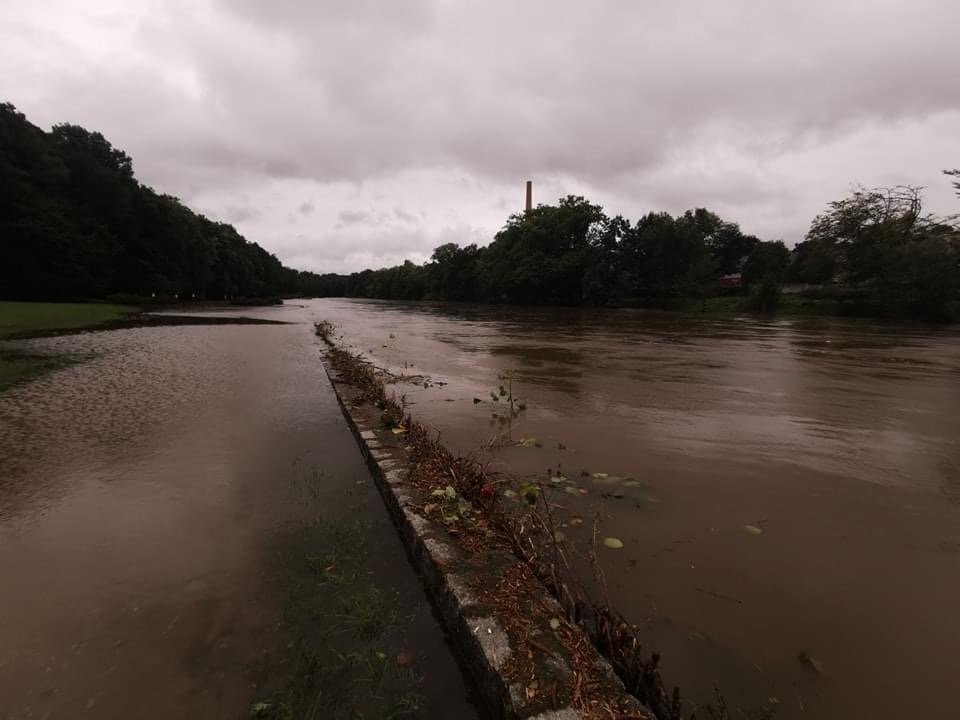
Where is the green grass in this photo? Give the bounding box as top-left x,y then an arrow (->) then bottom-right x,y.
251,472 -> 427,720
0,352 -> 74,393
0,301 -> 138,340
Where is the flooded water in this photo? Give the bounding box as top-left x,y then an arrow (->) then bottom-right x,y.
0,305 -> 476,719
313,298 -> 960,720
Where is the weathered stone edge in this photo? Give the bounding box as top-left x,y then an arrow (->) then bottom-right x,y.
319,358 -> 646,720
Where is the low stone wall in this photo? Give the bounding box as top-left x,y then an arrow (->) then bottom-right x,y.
320,357 -> 653,720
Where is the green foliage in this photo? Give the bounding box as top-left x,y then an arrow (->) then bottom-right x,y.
742,241 -> 790,285
748,274 -> 782,312
802,185 -> 960,319
0,103 -> 323,301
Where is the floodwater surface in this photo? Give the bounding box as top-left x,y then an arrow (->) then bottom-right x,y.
0,305 -> 476,719
312,298 -> 960,720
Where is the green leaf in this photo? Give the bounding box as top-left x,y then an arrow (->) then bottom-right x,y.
603,537 -> 624,549
444,485 -> 457,500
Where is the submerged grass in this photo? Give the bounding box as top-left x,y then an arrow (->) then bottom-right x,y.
250,473 -> 426,720
0,351 -> 76,393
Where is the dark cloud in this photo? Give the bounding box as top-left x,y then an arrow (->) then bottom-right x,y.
2,0 -> 959,272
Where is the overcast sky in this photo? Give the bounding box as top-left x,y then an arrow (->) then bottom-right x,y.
3,1 -> 959,273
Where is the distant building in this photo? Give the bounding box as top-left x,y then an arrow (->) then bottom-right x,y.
718,273 -> 743,288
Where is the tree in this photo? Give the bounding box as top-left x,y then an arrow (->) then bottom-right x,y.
479,196 -> 605,304
0,103 -> 313,301
805,185 -> 960,318
742,241 -> 790,285
806,185 -> 926,286
945,169 -> 960,198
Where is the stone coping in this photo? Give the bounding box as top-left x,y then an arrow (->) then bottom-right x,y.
320,358 -> 653,720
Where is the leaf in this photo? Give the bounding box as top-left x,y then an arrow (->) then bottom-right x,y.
431,488 -> 446,498
391,425 -> 407,435
564,486 -> 579,496
603,537 -> 624,549
518,437 -> 540,448
444,485 -> 457,500
577,487 -> 590,495
549,618 -> 560,630
568,515 -> 584,526
503,489 -> 517,498
621,478 -> 645,488
743,524 -> 763,535
423,503 -> 436,514
550,474 -> 568,484
592,472 -> 609,480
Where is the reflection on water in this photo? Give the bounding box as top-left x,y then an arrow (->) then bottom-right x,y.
0,306 -> 474,719
313,298 -> 960,720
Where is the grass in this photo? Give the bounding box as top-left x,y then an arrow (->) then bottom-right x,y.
0,302 -> 138,393
0,352 -> 75,393
250,473 -> 426,720
0,301 -> 138,340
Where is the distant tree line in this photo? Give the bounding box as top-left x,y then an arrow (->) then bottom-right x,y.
313,186 -> 960,320
0,102 -> 325,301
3,102 -> 957,319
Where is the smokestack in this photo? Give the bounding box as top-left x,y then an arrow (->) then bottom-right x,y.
525,180 -> 533,212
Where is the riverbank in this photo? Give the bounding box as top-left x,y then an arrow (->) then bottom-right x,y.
0,301 -> 290,392
0,302 -> 136,390
0,301 -> 139,339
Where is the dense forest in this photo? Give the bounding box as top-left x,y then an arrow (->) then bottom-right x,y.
0,102 -> 324,302
313,183 -> 960,320
2,102 -> 958,319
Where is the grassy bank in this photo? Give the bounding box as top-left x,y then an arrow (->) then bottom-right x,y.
0,301 -> 138,340
0,302 -> 138,393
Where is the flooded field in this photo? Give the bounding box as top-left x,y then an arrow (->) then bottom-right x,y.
313,298 -> 960,720
0,305 -> 476,719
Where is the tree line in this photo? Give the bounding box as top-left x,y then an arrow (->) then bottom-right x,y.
314,184 -> 960,320
0,102 -> 323,302
3,101 -> 957,319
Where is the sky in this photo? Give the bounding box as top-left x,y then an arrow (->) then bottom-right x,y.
3,0 -> 959,274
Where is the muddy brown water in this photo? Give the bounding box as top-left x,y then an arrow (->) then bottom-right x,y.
314,298 -> 960,720
0,305 -> 477,719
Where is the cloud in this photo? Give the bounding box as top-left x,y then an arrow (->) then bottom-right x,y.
2,0 -> 959,272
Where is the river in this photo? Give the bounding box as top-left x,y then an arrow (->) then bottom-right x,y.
312,298 -> 960,720
0,304 -> 476,719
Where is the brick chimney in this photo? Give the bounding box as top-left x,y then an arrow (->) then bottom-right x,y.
525,180 -> 533,212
